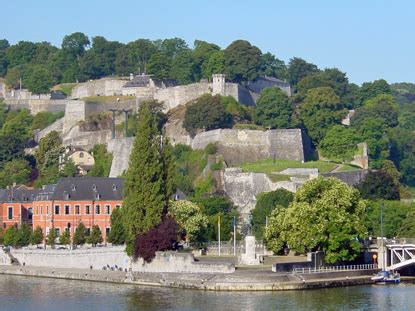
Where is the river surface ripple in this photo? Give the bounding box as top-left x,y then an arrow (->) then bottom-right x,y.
0,275 -> 413,310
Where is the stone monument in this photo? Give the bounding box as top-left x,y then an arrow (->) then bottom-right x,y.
239,215 -> 261,265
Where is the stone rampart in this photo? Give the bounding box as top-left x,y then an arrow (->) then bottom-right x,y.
10,248 -> 234,274
154,82 -> 211,111
62,126 -> 112,150
63,101 -> 86,133
108,137 -> 135,177
71,79 -> 127,98
6,99 -> 67,114
223,168 -> 298,217
321,170 -> 369,186
191,129 -> 308,165
35,118 -> 64,142
84,99 -> 138,115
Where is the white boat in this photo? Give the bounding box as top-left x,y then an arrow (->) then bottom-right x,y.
371,271 -> 400,284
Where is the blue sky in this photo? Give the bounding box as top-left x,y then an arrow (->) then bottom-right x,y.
2,0 -> 414,84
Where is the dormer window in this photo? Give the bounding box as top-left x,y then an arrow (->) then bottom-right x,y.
71,184 -> 76,191
92,184 -> 97,191
112,184 -> 117,191
64,191 -> 70,200
95,193 -> 101,200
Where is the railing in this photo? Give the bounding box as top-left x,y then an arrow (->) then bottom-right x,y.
292,264 -> 378,274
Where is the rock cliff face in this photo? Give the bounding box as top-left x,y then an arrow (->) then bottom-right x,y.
108,137 -> 134,177
223,168 -> 299,218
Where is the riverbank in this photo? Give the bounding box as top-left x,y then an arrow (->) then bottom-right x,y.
0,265 -> 378,291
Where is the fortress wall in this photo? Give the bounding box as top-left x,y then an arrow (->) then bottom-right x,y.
190,129 -> 307,165
71,79 -> 126,98
321,170 -> 369,186
62,127 -> 112,150
6,99 -> 67,114
154,82 -> 211,111
84,99 -> 138,116
63,101 -> 86,133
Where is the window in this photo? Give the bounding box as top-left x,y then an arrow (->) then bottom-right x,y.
112,184 -> 117,191
75,205 -> 80,215
106,227 -> 110,236
46,205 -> 49,215
40,206 -> 43,215
95,193 -> 101,200
86,228 -> 91,235
71,184 -> 76,191
95,205 -> 100,215
28,208 -> 33,220
55,228 -> 60,237
105,205 -> 111,215
54,205 -> 60,215
115,204 -> 121,209
7,207 -> 13,220
85,205 -> 91,215
65,205 -> 70,215
65,227 -> 70,234
79,152 -> 84,158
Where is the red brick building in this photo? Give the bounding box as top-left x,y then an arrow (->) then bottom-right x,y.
32,177 -> 123,241
0,188 -> 38,229
0,178 -> 122,242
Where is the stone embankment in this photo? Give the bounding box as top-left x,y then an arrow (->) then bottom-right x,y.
0,265 -> 376,291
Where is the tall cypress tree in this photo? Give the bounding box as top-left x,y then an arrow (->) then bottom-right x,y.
123,100 -> 174,255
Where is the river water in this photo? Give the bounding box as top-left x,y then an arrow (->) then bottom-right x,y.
0,275 -> 413,310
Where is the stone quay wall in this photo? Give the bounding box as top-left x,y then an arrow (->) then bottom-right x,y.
9,248 -> 234,274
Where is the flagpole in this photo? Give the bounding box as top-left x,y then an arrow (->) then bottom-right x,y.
233,216 -> 236,256
218,215 -> 221,257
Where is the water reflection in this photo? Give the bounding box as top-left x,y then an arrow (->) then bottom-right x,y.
0,275 -> 413,311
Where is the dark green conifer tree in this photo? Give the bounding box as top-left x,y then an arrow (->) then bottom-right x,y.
122,100 -> 174,255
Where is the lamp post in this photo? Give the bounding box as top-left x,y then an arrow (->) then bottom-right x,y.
380,200 -> 386,270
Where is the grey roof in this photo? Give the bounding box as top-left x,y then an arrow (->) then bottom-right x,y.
124,75 -> 151,88
0,189 -> 41,203
51,177 -> 124,201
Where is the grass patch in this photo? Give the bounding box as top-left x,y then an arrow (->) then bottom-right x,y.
240,158 -> 339,176
82,96 -> 135,103
335,164 -> 361,172
53,83 -> 78,96
268,174 -> 292,182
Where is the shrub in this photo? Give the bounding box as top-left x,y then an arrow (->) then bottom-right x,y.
46,227 -> 57,247
31,226 -> 44,245
59,230 -> 71,245
3,227 -> 16,246
13,224 -> 32,247
73,222 -> 87,246
204,143 -> 217,155
134,216 -> 178,262
87,225 -> 103,246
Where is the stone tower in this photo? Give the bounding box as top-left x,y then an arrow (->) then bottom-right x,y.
212,74 -> 226,96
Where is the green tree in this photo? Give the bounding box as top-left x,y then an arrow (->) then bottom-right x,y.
6,41 -> 37,67
169,200 -> 209,242
32,111 -> 64,131
203,50 -> 225,79
73,223 -> 87,246
5,66 -> 22,89
318,125 -> 359,162
13,224 -> 32,247
87,144 -> 113,177
264,177 -> 366,263
31,226 -> 44,245
193,40 -> 220,80
157,37 -> 189,59
107,207 -> 125,245
259,52 -> 287,80
287,57 -> 319,86
147,52 -> 172,80
0,159 -> 31,188
183,94 -> 232,137
87,225 -> 102,246
358,79 -> 391,105
46,227 -> 57,247
62,159 -> 77,177
59,230 -> 71,245
122,100 -> 175,255
252,189 -> 294,239
224,40 -> 262,83
299,87 -> 346,143
0,39 -> 9,77
61,32 -> 90,59
255,87 -> 293,129
3,226 -> 16,246
24,64 -> 54,94
357,170 -> 400,200
170,50 -> 197,84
